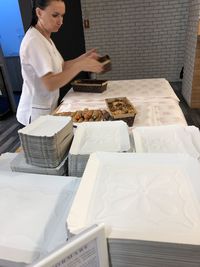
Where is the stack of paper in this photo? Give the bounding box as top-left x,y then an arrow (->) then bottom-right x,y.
10,151 -> 68,176
132,125 -> 200,159
68,152 -> 200,266
0,171 -> 80,266
18,115 -> 73,168
68,121 -> 130,177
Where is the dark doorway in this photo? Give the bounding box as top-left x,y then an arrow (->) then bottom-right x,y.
51,0 -> 89,101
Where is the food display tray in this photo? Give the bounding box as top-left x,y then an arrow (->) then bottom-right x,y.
105,97 -> 137,126
71,79 -> 108,93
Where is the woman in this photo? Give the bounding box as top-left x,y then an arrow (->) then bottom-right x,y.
16,0 -> 104,125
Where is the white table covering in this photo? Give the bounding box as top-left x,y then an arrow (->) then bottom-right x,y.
57,79 -> 187,127
68,152 -> 200,245
62,79 -> 179,103
0,153 -> 17,171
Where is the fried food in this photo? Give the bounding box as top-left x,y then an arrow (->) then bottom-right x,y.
107,98 -> 136,116
55,109 -> 110,123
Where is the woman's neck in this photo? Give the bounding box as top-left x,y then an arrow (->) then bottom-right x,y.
35,23 -> 51,42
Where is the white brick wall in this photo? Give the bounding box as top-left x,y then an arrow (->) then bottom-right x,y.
182,0 -> 200,105
81,0 -> 189,81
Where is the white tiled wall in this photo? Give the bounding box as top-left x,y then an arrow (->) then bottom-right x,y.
81,0 -> 189,81
182,0 -> 200,105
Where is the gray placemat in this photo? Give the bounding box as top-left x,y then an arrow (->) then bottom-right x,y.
11,152 -> 68,176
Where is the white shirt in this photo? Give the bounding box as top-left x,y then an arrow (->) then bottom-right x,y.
17,27 -> 63,125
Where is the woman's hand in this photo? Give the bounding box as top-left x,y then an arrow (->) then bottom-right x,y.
76,48 -> 104,73
64,49 -> 104,73
78,48 -> 100,60
77,56 -> 104,73
63,49 -> 101,71
42,49 -> 104,91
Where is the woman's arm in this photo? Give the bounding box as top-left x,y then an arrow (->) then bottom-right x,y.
42,49 -> 103,91
63,48 -> 99,68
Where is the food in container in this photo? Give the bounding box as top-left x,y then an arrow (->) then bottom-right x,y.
105,97 -> 137,126
55,108 -> 111,123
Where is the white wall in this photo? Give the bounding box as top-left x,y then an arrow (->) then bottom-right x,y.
81,0 -> 189,81
182,0 -> 200,106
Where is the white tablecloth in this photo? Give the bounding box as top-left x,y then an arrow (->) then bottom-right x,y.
57,79 -> 187,127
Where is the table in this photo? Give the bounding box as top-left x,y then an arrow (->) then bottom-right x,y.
56,78 -> 187,127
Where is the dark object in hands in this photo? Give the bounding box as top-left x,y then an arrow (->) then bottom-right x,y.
98,55 -> 112,73
180,67 -> 184,79
71,79 -> 108,93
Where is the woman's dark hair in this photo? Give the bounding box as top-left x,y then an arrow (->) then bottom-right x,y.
30,0 -> 64,27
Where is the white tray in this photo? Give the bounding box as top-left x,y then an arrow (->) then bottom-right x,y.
18,115 -> 72,137
70,121 -> 130,155
68,152 -> 200,245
